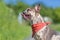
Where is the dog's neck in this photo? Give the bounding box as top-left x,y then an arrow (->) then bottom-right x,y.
31,12 -> 44,25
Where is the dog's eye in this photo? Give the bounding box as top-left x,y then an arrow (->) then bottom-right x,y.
27,9 -> 31,11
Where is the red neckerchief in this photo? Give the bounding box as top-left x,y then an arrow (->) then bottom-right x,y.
32,22 -> 50,37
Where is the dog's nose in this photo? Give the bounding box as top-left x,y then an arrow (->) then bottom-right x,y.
23,12 -> 25,14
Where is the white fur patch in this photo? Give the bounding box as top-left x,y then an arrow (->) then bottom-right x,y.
51,35 -> 60,40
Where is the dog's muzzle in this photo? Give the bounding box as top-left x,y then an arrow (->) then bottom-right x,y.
21,12 -> 31,20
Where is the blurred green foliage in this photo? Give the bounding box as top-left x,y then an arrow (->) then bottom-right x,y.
40,3 -> 60,23
6,2 -> 30,15
6,2 -> 60,23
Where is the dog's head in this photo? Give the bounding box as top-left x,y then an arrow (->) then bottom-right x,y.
21,4 -> 41,21
21,8 -> 36,21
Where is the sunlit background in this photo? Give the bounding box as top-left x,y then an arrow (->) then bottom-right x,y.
0,0 -> 60,40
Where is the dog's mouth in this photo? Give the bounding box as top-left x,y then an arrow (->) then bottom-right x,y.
21,12 -> 31,20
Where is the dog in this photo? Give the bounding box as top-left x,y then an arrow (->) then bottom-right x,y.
21,4 -> 60,40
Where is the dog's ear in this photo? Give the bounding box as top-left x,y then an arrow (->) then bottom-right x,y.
34,5 -> 41,12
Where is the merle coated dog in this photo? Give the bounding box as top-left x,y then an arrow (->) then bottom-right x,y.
21,4 -> 60,40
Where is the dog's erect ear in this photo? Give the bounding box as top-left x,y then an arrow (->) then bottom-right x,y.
34,4 -> 41,12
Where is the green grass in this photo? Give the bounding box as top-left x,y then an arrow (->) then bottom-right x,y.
0,2 -> 31,40
50,24 -> 60,31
